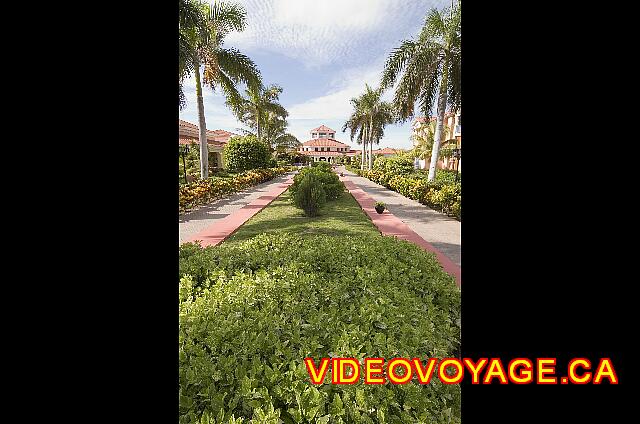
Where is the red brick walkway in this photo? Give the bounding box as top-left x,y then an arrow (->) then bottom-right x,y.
182,176 -> 294,247
341,176 -> 461,287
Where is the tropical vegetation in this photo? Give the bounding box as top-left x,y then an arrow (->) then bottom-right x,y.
179,0 -> 262,179
180,231 -> 461,424
179,167 -> 287,213
226,84 -> 300,152
224,135 -> 274,172
354,168 -> 461,220
380,1 -> 460,181
342,84 -> 394,171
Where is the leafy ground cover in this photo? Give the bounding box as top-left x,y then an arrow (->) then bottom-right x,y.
179,167 -> 288,214
179,188 -> 461,423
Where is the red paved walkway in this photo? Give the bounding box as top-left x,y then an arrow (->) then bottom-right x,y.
183,176 -> 294,247
341,175 -> 461,287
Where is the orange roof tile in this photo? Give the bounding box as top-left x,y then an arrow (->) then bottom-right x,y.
310,124 -> 336,133
178,120 -> 239,144
302,138 -> 349,147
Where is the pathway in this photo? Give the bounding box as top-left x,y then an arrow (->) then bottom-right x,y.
339,166 -> 461,267
179,173 -> 294,245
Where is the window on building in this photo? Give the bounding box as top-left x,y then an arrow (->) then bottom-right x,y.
319,132 -> 326,138
315,147 -> 318,152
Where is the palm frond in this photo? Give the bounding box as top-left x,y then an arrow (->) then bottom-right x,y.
216,47 -> 261,89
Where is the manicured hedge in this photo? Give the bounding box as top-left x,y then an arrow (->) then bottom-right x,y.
355,169 -> 461,220
179,167 -> 288,213
224,136 -> 273,172
179,233 -> 460,424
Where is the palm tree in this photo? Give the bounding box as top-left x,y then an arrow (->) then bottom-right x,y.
226,84 -> 288,145
180,1 -> 262,179
342,96 -> 369,171
179,0 -> 207,109
264,116 -> 300,153
343,85 -> 395,171
380,1 -> 460,181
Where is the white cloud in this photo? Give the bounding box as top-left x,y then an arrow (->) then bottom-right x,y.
225,0 -> 448,67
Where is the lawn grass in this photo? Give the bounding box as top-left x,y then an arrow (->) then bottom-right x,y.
224,188 -> 381,244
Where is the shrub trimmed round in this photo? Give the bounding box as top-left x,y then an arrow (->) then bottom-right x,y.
179,233 -> 461,424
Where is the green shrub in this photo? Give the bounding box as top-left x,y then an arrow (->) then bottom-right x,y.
179,167 -> 288,213
293,173 -> 327,217
224,135 -> 272,172
380,154 -> 415,175
290,167 -> 344,201
310,161 -> 332,170
360,170 -> 461,220
179,233 -> 461,424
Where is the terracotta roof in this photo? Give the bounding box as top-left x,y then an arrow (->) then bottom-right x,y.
373,148 -> 399,155
302,138 -> 349,147
178,119 -> 239,144
300,151 -> 344,157
310,124 -> 336,133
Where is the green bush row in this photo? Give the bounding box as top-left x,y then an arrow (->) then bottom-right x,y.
179,233 -> 461,424
354,169 -> 461,220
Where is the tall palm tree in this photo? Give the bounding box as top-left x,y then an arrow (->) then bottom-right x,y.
226,84 -> 288,145
342,96 -> 369,171
180,1 -> 262,179
179,0 -> 207,109
380,1 -> 460,181
343,85 -> 394,171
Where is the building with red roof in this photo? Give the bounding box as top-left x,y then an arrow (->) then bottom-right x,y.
179,119 -> 240,170
299,124 -> 351,163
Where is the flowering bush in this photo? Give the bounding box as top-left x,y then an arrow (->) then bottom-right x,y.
179,167 -> 288,213
357,170 -> 461,220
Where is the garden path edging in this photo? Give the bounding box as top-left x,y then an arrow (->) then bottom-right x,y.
182,176 -> 294,247
341,175 -> 461,287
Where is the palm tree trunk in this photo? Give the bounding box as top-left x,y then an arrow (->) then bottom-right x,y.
361,126 -> 367,171
428,77 -> 448,182
368,116 -> 374,170
194,57 -> 209,179
256,106 -> 261,142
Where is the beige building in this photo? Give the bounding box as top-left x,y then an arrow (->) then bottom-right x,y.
179,119 -> 239,171
412,110 -> 461,171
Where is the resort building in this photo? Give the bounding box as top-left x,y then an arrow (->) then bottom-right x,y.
299,125 -> 351,163
412,110 -> 461,171
179,119 -> 239,170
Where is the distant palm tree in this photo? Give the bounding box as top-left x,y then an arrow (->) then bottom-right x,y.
342,96 -> 369,170
381,1 -> 460,181
180,1 -> 262,179
412,118 -> 457,163
343,85 -> 394,170
226,84 -> 288,145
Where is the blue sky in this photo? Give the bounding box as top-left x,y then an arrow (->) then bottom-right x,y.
180,0 -> 448,150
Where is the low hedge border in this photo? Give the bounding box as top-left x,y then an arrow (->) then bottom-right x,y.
179,167 -> 289,213
179,233 -> 461,424
352,169 -> 461,221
